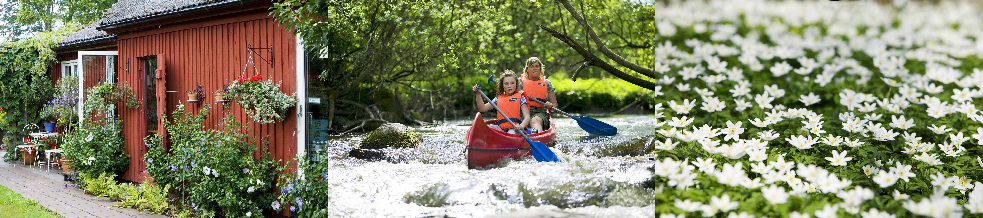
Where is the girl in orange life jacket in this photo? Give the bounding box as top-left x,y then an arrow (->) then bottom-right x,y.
520,57 -> 557,133
472,70 -> 531,134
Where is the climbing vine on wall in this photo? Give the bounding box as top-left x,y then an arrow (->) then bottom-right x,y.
0,25 -> 77,141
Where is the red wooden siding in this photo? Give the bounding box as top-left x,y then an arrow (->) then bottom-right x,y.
116,10 -> 297,183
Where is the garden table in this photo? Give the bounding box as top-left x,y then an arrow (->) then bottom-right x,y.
45,149 -> 64,172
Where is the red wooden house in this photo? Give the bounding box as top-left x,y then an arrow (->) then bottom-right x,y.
52,0 -> 322,183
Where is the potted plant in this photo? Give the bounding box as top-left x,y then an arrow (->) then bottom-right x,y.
187,91 -> 198,102
226,73 -> 298,124
215,85 -> 228,103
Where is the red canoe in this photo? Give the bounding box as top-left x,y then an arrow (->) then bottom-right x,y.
464,112 -> 556,169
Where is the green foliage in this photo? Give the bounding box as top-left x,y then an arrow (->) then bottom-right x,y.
61,117 -> 128,179
80,172 -> 118,198
552,76 -> 652,113
114,183 -> 171,214
275,155 -> 329,217
226,76 -> 297,124
1,0 -> 115,40
0,24 -> 76,149
145,103 -> 280,217
40,75 -> 79,126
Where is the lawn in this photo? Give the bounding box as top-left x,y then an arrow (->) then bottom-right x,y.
0,184 -> 61,218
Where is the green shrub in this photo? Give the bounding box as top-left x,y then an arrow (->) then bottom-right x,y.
145,103 -> 280,217
114,183 -> 170,214
276,155 -> 329,217
81,172 -> 118,198
62,117 -> 129,180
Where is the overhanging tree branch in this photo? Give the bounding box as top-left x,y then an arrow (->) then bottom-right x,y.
553,0 -> 658,79
540,25 -> 656,90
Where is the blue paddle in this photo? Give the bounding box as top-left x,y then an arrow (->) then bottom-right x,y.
475,81 -> 560,163
489,76 -> 618,136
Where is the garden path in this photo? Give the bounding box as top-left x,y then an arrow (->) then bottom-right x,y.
0,154 -> 168,218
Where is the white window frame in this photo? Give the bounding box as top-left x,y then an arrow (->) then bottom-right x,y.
61,60 -> 79,78
77,51 -> 119,123
296,35 -> 307,175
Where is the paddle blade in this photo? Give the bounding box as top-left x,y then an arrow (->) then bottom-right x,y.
526,138 -> 560,162
572,116 -> 618,136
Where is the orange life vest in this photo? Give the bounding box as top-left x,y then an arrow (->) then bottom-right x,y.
494,92 -> 526,129
521,75 -> 549,108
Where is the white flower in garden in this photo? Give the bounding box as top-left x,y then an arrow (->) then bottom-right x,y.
748,118 -> 771,128
973,127 -> 983,145
247,186 -> 255,193
675,83 -> 691,92
903,189 -> 962,218
757,130 -> 779,141
747,149 -> 767,162
653,62 -> 671,74
734,98 -> 752,111
680,66 -> 703,80
668,169 -> 698,189
891,189 -> 909,200
814,204 -> 839,218
692,157 -> 717,174
674,199 -> 703,212
770,61 -> 792,77
825,150 -> 852,166
730,84 -> 751,98
890,162 -> 915,182
864,113 -> 882,121
799,92 -> 821,106
771,154 -> 795,172
700,96 -> 727,112
655,138 -> 679,151
786,135 -> 816,149
657,128 -> 678,138
858,102 -> 877,113
660,75 -> 676,85
950,132 -> 970,145
760,185 -> 789,205
754,93 -> 775,109
669,99 -> 697,114
695,88 -> 714,97
872,171 -> 899,188
789,212 -> 810,218
212,169 -> 219,177
914,152 -> 942,165
657,20 -> 676,36
931,172 -> 955,190
862,165 -> 879,176
764,109 -> 785,123
203,166 -> 211,176
838,187 -> 874,207
716,163 -> 746,187
901,131 -> 921,143
889,115 -> 914,130
652,86 -> 664,99
667,116 -> 695,128
722,121 -> 744,141
844,138 -> 865,147
750,161 -> 772,175
653,158 -> 682,177
763,84 -> 786,98
820,135 -> 842,147
709,194 -> 739,214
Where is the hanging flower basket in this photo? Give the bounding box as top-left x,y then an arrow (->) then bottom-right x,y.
226,74 -> 297,124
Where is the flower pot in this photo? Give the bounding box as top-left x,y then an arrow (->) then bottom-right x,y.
44,122 -> 55,132
61,157 -> 72,172
21,149 -> 35,165
187,93 -> 198,102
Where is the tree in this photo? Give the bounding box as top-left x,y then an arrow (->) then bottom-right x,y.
542,0 -> 657,90
0,0 -> 116,41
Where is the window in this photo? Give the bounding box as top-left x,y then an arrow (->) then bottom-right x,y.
62,60 -> 78,78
